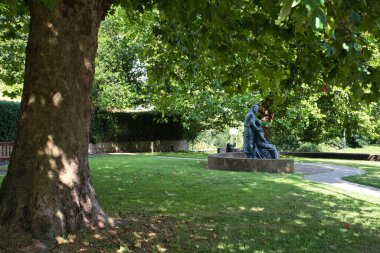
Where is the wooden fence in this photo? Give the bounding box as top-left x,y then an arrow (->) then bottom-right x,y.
0,142 -> 13,161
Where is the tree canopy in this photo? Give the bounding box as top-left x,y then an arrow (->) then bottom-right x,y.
2,0 -> 380,104
1,0 -> 380,143
141,0 -> 380,101
93,1 -> 380,144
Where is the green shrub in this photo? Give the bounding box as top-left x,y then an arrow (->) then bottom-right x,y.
324,137 -> 344,149
0,101 -> 20,141
347,135 -> 369,148
191,129 -> 230,149
296,142 -> 322,152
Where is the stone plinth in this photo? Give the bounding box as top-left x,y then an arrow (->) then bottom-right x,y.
207,152 -> 294,173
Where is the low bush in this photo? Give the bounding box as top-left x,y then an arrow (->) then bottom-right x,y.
0,101 -> 20,141
347,135 -> 370,148
296,142 -> 322,152
324,137 -> 344,149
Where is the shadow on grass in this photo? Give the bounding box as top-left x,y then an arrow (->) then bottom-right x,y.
2,155 -> 379,252
344,166 -> 380,189
2,176 -> 378,252
90,157 -> 380,252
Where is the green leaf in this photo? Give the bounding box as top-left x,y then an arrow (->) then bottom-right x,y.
326,46 -> 336,57
326,17 -> 335,38
354,87 -> 364,99
342,42 -> 349,51
312,8 -> 326,30
349,11 -> 361,24
278,0 -> 294,21
0,3 -> 7,11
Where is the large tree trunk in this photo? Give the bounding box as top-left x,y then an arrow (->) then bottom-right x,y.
0,0 -> 111,240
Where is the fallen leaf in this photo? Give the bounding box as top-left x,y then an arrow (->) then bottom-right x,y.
150,224 -> 159,231
156,244 -> 168,252
209,232 -> 217,240
55,236 -> 66,244
343,223 -> 351,229
116,245 -> 132,253
134,239 -> 142,248
109,230 -> 118,236
132,232 -> 141,239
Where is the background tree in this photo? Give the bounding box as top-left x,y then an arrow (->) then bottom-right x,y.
94,6 -> 148,110
270,85 -> 379,150
0,3 -> 28,99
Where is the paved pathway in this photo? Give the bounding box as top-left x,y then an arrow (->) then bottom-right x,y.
0,161 -> 8,167
295,162 -> 380,198
0,161 -> 8,175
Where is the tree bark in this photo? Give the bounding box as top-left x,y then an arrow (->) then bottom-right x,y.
0,0 -> 112,239
260,98 -> 274,140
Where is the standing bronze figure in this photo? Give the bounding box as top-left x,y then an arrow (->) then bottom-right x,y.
243,104 -> 279,159
243,104 -> 259,158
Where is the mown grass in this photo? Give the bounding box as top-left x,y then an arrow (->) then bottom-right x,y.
153,152 -> 380,190
321,144 -> 380,154
0,154 -> 379,252
88,155 -> 379,252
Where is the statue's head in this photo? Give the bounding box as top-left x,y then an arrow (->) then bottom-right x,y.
252,103 -> 260,113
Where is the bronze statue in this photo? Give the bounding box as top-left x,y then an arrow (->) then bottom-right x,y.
243,104 -> 259,158
243,104 -> 279,159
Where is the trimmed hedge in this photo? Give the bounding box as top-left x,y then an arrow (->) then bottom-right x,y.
0,104 -> 195,143
90,110 -> 194,143
0,101 -> 20,141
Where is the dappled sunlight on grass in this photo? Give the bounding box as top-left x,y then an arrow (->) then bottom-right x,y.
2,154 -> 367,251
83,154 -> 380,252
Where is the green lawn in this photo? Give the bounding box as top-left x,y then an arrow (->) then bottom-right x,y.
152,152 -> 380,190
1,154 -> 379,252
94,155 -> 380,251
321,144 -> 380,154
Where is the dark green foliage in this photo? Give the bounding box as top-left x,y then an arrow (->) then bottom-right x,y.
324,137 -> 344,150
296,142 -> 322,152
347,135 -> 370,148
90,110 -> 197,143
271,86 -> 379,150
0,101 -> 20,141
